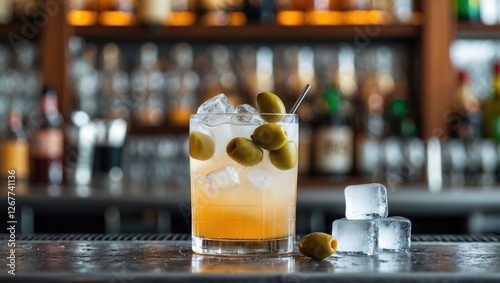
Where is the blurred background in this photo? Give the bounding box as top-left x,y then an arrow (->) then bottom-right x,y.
0,0 -> 500,236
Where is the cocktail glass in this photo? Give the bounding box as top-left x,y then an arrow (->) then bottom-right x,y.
189,113 -> 298,255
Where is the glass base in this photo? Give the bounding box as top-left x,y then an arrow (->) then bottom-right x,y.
192,235 -> 294,256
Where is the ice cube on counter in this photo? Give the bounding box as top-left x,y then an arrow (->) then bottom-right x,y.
345,183 -> 388,220
332,218 -> 378,255
378,216 -> 412,252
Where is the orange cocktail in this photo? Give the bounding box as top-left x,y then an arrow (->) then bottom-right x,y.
189,110 -> 298,255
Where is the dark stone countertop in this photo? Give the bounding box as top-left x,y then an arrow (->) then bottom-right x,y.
1,234 -> 500,282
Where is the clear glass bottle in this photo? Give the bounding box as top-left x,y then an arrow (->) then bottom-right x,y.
99,43 -> 130,120
389,0 -> 413,24
70,38 -> 101,117
165,43 -> 199,126
200,45 -> 242,106
16,41 -> 41,130
130,42 -> 165,126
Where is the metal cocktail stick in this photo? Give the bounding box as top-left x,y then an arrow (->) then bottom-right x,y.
290,84 -> 311,114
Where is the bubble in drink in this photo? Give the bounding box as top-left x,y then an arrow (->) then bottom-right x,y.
378,216 -> 412,252
248,168 -> 272,190
345,183 -> 388,220
332,218 -> 378,255
204,165 -> 240,198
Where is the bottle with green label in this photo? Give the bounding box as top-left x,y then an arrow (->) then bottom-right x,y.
312,87 -> 354,177
387,91 -> 416,139
482,62 -> 500,141
455,0 -> 481,22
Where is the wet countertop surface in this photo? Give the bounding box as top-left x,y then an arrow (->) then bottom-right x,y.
1,234 -> 500,282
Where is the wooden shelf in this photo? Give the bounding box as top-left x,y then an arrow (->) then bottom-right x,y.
456,23 -> 500,39
74,24 -> 421,42
0,22 -> 26,40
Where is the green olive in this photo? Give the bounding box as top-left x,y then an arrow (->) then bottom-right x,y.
251,123 -> 288,151
226,137 -> 263,166
256,91 -> 286,122
189,131 -> 215,161
299,232 -> 338,260
269,141 -> 298,170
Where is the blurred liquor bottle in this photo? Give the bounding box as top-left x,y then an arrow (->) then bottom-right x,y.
389,0 -> 414,24
455,0 -> 480,22
0,0 -> 13,24
197,0 -> 246,26
279,46 -> 318,175
312,87 -> 354,177
275,0 -> 308,25
15,41 -> 42,131
67,0 -> 98,26
200,45 -> 242,106
99,0 -> 136,26
386,85 -> 416,139
30,85 -> 64,185
356,79 -> 385,179
306,0 -> 343,25
244,0 -> 275,24
12,0 -> 38,21
169,0 -> 196,26
343,0 -> 371,24
479,0 -> 497,25
0,106 -> 29,181
450,70 -> 482,140
335,46 -> 358,127
99,43 -> 130,121
482,62 -> 500,141
165,43 -> 199,126
131,42 -> 165,126
136,0 -> 172,26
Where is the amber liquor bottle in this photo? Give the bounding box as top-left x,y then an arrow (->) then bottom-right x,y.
30,85 -> 64,184
0,106 -> 30,181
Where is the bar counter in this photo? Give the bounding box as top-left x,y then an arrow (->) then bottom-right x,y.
1,234 -> 499,282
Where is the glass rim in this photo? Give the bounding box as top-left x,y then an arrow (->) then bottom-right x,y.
190,113 -> 298,117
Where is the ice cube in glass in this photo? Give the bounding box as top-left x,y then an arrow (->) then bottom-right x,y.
204,165 -> 240,198
197,94 -> 234,124
248,168 -> 272,190
332,218 -> 378,255
378,216 -> 411,252
232,104 -> 264,124
345,183 -> 388,220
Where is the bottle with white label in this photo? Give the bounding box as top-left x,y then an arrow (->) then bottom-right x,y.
312,87 -> 354,177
